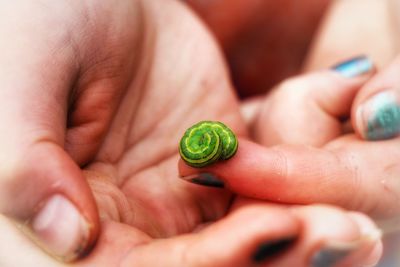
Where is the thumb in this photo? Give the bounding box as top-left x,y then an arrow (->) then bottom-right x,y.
352,55 -> 400,140
0,22 -> 99,261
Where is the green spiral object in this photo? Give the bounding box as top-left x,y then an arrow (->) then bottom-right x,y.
179,121 -> 239,167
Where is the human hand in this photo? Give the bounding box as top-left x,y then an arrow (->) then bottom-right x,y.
0,199 -> 383,267
0,0 -> 246,261
180,55 -> 400,223
239,0 -> 400,221
0,1 -> 384,266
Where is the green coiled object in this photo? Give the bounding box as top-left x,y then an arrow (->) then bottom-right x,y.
179,121 -> 238,167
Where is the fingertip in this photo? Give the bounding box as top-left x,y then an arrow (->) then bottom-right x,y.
0,142 -> 100,262
177,158 -> 193,177
347,212 -> 383,265
353,88 -> 400,141
330,55 -> 375,79
177,138 -> 286,195
288,205 -> 382,267
351,56 -> 400,141
29,194 -> 98,262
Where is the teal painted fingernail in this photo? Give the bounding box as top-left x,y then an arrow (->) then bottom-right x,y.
180,173 -> 224,188
332,56 -> 373,78
356,90 -> 400,140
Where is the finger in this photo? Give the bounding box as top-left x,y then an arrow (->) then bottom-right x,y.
179,139 -> 351,204
0,205 -> 382,267
232,200 -> 382,267
286,205 -> 382,267
118,203 -> 381,267
64,207 -> 295,267
253,56 -> 374,147
119,205 -> 300,267
352,55 -> 400,140
179,138 -> 400,217
0,8 -> 99,261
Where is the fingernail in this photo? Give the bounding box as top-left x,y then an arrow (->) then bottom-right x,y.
179,173 -> 224,188
311,242 -> 355,267
31,195 -> 90,261
332,55 -> 373,78
356,90 -> 400,140
252,237 -> 296,263
310,229 -> 382,267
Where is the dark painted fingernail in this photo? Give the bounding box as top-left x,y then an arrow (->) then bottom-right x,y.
311,245 -> 354,267
356,90 -> 400,140
179,173 -> 224,188
310,229 -> 381,267
332,55 -> 373,78
252,237 -> 296,263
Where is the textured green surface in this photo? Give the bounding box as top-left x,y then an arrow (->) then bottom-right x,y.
179,121 -> 238,167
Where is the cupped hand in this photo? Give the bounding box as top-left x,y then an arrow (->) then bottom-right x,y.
0,1 -> 383,266
0,0 -> 243,261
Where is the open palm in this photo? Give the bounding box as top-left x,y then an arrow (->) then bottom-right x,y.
0,0 -> 256,265
0,1 -> 384,267
79,0 -> 245,249
79,0 -> 245,234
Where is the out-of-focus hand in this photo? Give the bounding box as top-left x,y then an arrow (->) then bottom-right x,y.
0,200 -> 383,267
0,1 -> 385,266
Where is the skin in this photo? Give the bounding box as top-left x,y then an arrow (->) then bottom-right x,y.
0,0 -> 242,256
200,0 -> 400,222
182,64 -> 400,220
258,0 -> 400,220
0,0 -> 382,266
303,0 -> 400,71
0,203 -> 382,267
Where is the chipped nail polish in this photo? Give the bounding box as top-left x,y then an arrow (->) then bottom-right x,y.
311,229 -> 382,267
332,56 -> 373,78
311,244 -> 354,267
356,90 -> 400,140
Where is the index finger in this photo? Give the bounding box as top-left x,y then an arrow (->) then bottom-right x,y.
178,138 -> 400,218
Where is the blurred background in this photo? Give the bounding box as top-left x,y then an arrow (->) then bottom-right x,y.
186,0 -> 399,98
186,0 -> 331,98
